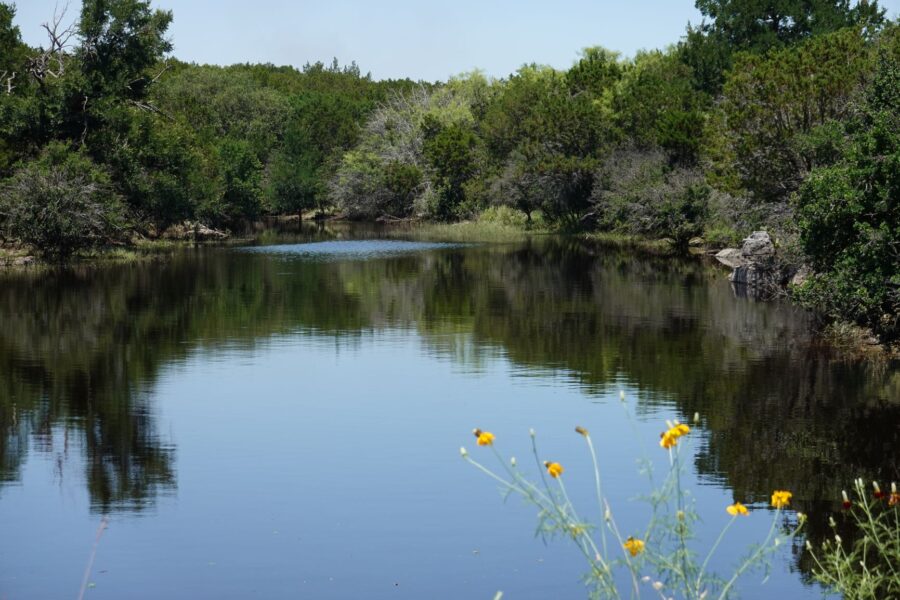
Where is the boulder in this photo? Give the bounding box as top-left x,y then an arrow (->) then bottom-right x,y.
717,231 -> 782,294
741,231 -> 775,259
715,248 -> 747,270
162,221 -> 228,242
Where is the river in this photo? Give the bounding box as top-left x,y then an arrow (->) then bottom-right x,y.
0,226 -> 897,599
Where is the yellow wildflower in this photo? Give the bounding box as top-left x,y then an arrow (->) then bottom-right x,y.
473,429 -> 495,446
726,502 -> 749,516
771,490 -> 792,509
623,536 -> 645,556
660,430 -> 678,449
672,423 -> 690,436
659,422 -> 690,449
544,461 -> 564,478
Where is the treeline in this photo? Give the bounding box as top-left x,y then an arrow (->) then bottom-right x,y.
0,0 -> 898,340
0,0 -> 419,252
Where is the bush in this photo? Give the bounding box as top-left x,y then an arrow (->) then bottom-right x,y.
591,149 -> 709,250
807,479 -> 900,599
0,144 -> 126,260
477,205 -> 529,228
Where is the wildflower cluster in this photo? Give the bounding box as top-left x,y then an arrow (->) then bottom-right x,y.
807,478 -> 900,599
461,401 -> 803,599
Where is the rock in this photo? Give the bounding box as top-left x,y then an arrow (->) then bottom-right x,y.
719,232 -> 781,295
715,248 -> 747,270
730,264 -> 767,286
162,221 -> 228,242
741,231 -> 775,259
688,237 -> 705,247
12,256 -> 35,267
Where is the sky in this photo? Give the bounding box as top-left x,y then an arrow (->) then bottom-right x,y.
12,0 -> 900,82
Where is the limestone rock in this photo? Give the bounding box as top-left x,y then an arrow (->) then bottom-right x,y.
162,221 -> 228,242
715,248 -> 747,270
741,231 -> 775,258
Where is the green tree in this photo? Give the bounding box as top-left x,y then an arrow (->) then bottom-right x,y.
267,91 -> 366,218
794,49 -> 900,340
695,0 -> 885,51
211,139 -> 263,224
423,121 -> 480,219
680,0 -> 885,95
0,2 -> 28,171
613,50 -> 708,164
708,26 -> 875,200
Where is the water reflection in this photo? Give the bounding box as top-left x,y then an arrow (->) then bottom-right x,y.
0,229 -> 896,586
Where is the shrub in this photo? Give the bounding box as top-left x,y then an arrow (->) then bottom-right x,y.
591,149 -> 709,250
807,479 -> 900,599
0,144 -> 126,260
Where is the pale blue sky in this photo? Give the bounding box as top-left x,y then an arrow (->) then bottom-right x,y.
12,0 -> 900,81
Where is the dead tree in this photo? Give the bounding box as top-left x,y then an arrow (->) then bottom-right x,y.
26,5 -> 76,86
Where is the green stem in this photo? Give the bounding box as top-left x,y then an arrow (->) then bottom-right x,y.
716,508 -> 781,600
696,515 -> 736,596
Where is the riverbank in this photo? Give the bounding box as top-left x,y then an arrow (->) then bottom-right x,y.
2,217 -> 895,358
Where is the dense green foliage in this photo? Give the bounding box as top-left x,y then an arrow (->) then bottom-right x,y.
794,50 -> 900,340
0,2 -> 415,240
0,0 -> 897,336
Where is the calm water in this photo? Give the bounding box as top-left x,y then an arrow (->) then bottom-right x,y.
0,226 -> 897,599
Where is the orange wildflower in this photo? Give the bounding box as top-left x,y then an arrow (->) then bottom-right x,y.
771,490 -> 792,509
473,429 -> 495,446
544,461 -> 564,478
726,502 -> 749,516
623,536 -> 645,556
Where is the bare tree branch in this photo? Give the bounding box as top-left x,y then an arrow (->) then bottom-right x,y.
27,3 -> 76,83
1,71 -> 15,95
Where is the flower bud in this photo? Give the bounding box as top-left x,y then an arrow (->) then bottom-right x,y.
806,540 -> 813,551
460,447 -> 468,458
510,456 -> 516,467
619,390 -> 626,402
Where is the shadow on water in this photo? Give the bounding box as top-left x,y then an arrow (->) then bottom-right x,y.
0,225 -> 896,576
